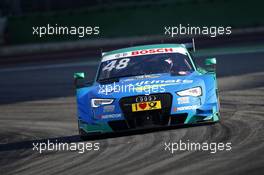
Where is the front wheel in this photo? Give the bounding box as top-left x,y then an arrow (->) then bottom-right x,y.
79,128 -> 90,140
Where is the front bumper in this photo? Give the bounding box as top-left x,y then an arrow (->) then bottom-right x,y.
78,93 -> 219,135
79,112 -> 219,135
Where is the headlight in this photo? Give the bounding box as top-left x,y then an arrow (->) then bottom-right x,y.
177,87 -> 202,97
91,98 -> 114,108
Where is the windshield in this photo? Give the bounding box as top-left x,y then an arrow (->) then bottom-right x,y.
97,53 -> 194,81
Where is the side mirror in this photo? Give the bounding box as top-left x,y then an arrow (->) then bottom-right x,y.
74,72 -> 85,88
74,72 -> 85,79
204,58 -> 216,72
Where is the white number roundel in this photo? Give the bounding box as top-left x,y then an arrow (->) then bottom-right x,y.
102,58 -> 130,71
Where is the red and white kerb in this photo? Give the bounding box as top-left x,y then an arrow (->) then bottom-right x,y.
102,47 -> 187,62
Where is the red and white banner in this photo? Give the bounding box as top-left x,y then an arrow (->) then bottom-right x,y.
102,47 -> 187,62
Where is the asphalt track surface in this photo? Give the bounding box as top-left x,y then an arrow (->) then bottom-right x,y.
0,50 -> 264,175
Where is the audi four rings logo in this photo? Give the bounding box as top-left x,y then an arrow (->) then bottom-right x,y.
136,95 -> 157,102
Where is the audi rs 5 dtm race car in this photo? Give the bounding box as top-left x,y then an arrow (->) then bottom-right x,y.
74,44 -> 220,138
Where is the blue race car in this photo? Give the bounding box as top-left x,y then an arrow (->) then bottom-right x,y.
74,44 -> 220,139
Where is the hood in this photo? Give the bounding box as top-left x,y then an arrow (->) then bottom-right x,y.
92,72 -> 204,98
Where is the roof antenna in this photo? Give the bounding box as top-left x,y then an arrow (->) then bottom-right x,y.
192,38 -> 196,52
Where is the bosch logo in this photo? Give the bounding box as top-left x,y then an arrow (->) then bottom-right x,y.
131,48 -> 174,56
136,95 -> 157,103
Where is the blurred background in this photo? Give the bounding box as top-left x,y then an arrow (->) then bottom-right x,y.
0,0 -> 262,42
0,0 -> 263,44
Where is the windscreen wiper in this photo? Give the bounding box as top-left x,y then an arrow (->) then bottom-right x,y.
97,77 -> 120,84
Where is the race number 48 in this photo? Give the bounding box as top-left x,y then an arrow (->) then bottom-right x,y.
102,58 -> 130,71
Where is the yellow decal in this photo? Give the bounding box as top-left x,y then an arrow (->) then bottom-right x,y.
132,101 -> 162,112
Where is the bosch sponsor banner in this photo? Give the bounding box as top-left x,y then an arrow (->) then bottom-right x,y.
102,47 -> 187,62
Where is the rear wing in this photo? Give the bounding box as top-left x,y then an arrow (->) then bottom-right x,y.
182,38 -> 196,52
